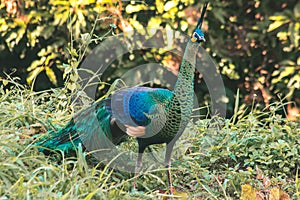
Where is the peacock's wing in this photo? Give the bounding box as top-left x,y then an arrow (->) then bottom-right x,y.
106,86 -> 173,130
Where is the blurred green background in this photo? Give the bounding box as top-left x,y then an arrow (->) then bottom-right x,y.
0,0 -> 299,118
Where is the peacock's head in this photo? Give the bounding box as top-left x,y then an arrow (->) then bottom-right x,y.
191,28 -> 206,43
191,2 -> 208,43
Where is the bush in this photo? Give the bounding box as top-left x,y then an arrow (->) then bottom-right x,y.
1,0 -> 299,117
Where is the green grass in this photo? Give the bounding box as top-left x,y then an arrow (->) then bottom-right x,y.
0,79 -> 299,199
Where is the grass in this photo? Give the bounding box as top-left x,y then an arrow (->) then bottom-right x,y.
0,77 -> 299,199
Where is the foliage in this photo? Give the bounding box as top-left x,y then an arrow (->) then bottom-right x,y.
1,0 -> 299,117
190,107 -> 300,178
240,167 -> 291,200
1,1 -> 299,199
0,0 -> 116,90
0,79 -> 299,199
206,0 -> 300,116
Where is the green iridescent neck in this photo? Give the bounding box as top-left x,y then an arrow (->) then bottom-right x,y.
172,40 -> 199,119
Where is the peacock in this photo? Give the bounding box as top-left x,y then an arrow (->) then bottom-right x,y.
35,2 -> 208,194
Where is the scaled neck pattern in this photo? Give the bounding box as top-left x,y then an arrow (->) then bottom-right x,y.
171,41 -> 199,132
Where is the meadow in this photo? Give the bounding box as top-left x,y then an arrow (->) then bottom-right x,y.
0,78 -> 299,199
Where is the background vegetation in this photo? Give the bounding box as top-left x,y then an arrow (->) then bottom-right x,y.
0,0 -> 299,199
0,0 -> 299,117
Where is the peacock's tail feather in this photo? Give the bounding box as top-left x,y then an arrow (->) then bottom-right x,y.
35,99 -> 128,154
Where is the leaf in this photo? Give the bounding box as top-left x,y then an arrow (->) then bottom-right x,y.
109,23 -> 117,29
67,82 -> 77,92
290,22 -> 300,47
125,4 -> 147,14
159,188 -> 188,200
279,190 -> 290,200
229,153 -> 237,162
256,166 -> 264,180
156,0 -> 164,14
64,65 -> 73,75
240,184 -> 257,200
276,31 -> 288,40
2,79 -> 8,86
213,8 -> 226,24
70,49 -> 79,57
27,67 -> 43,85
263,177 -> 271,189
147,16 -> 162,30
81,33 -> 91,43
267,20 -> 289,32
69,73 -> 78,82
41,26 -> 55,40
164,1 -> 178,12
269,187 -> 280,200
15,23 -> 26,45
294,1 -> 300,18
45,67 -> 58,85
129,19 -> 145,34
269,15 -> 287,21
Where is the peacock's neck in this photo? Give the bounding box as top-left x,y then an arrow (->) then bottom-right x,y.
171,41 -> 199,123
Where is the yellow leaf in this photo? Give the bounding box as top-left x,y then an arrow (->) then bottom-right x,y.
180,20 -> 188,31
267,20 -> 289,32
71,49 -> 78,57
276,32 -> 288,40
292,22 -> 300,47
278,67 -> 294,80
27,67 -> 43,85
69,73 -> 78,82
164,0 -> 178,12
2,80 -> 8,86
147,16 -> 162,30
240,184 -> 257,200
126,4 -> 147,14
269,15 -> 287,21
156,0 -> 164,14
67,83 -> 77,92
97,0 -> 113,5
269,187 -> 280,200
45,67 -> 58,86
279,189 -> 290,200
129,19 -> 145,35
159,188 -> 188,200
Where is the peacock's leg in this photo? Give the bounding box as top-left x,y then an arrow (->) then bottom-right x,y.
165,142 -> 175,195
132,146 -> 145,191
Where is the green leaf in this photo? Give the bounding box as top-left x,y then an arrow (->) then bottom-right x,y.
294,1 -> 300,18
70,49 -> 79,57
229,153 -> 237,162
67,82 -> 77,91
289,22 -> 300,47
